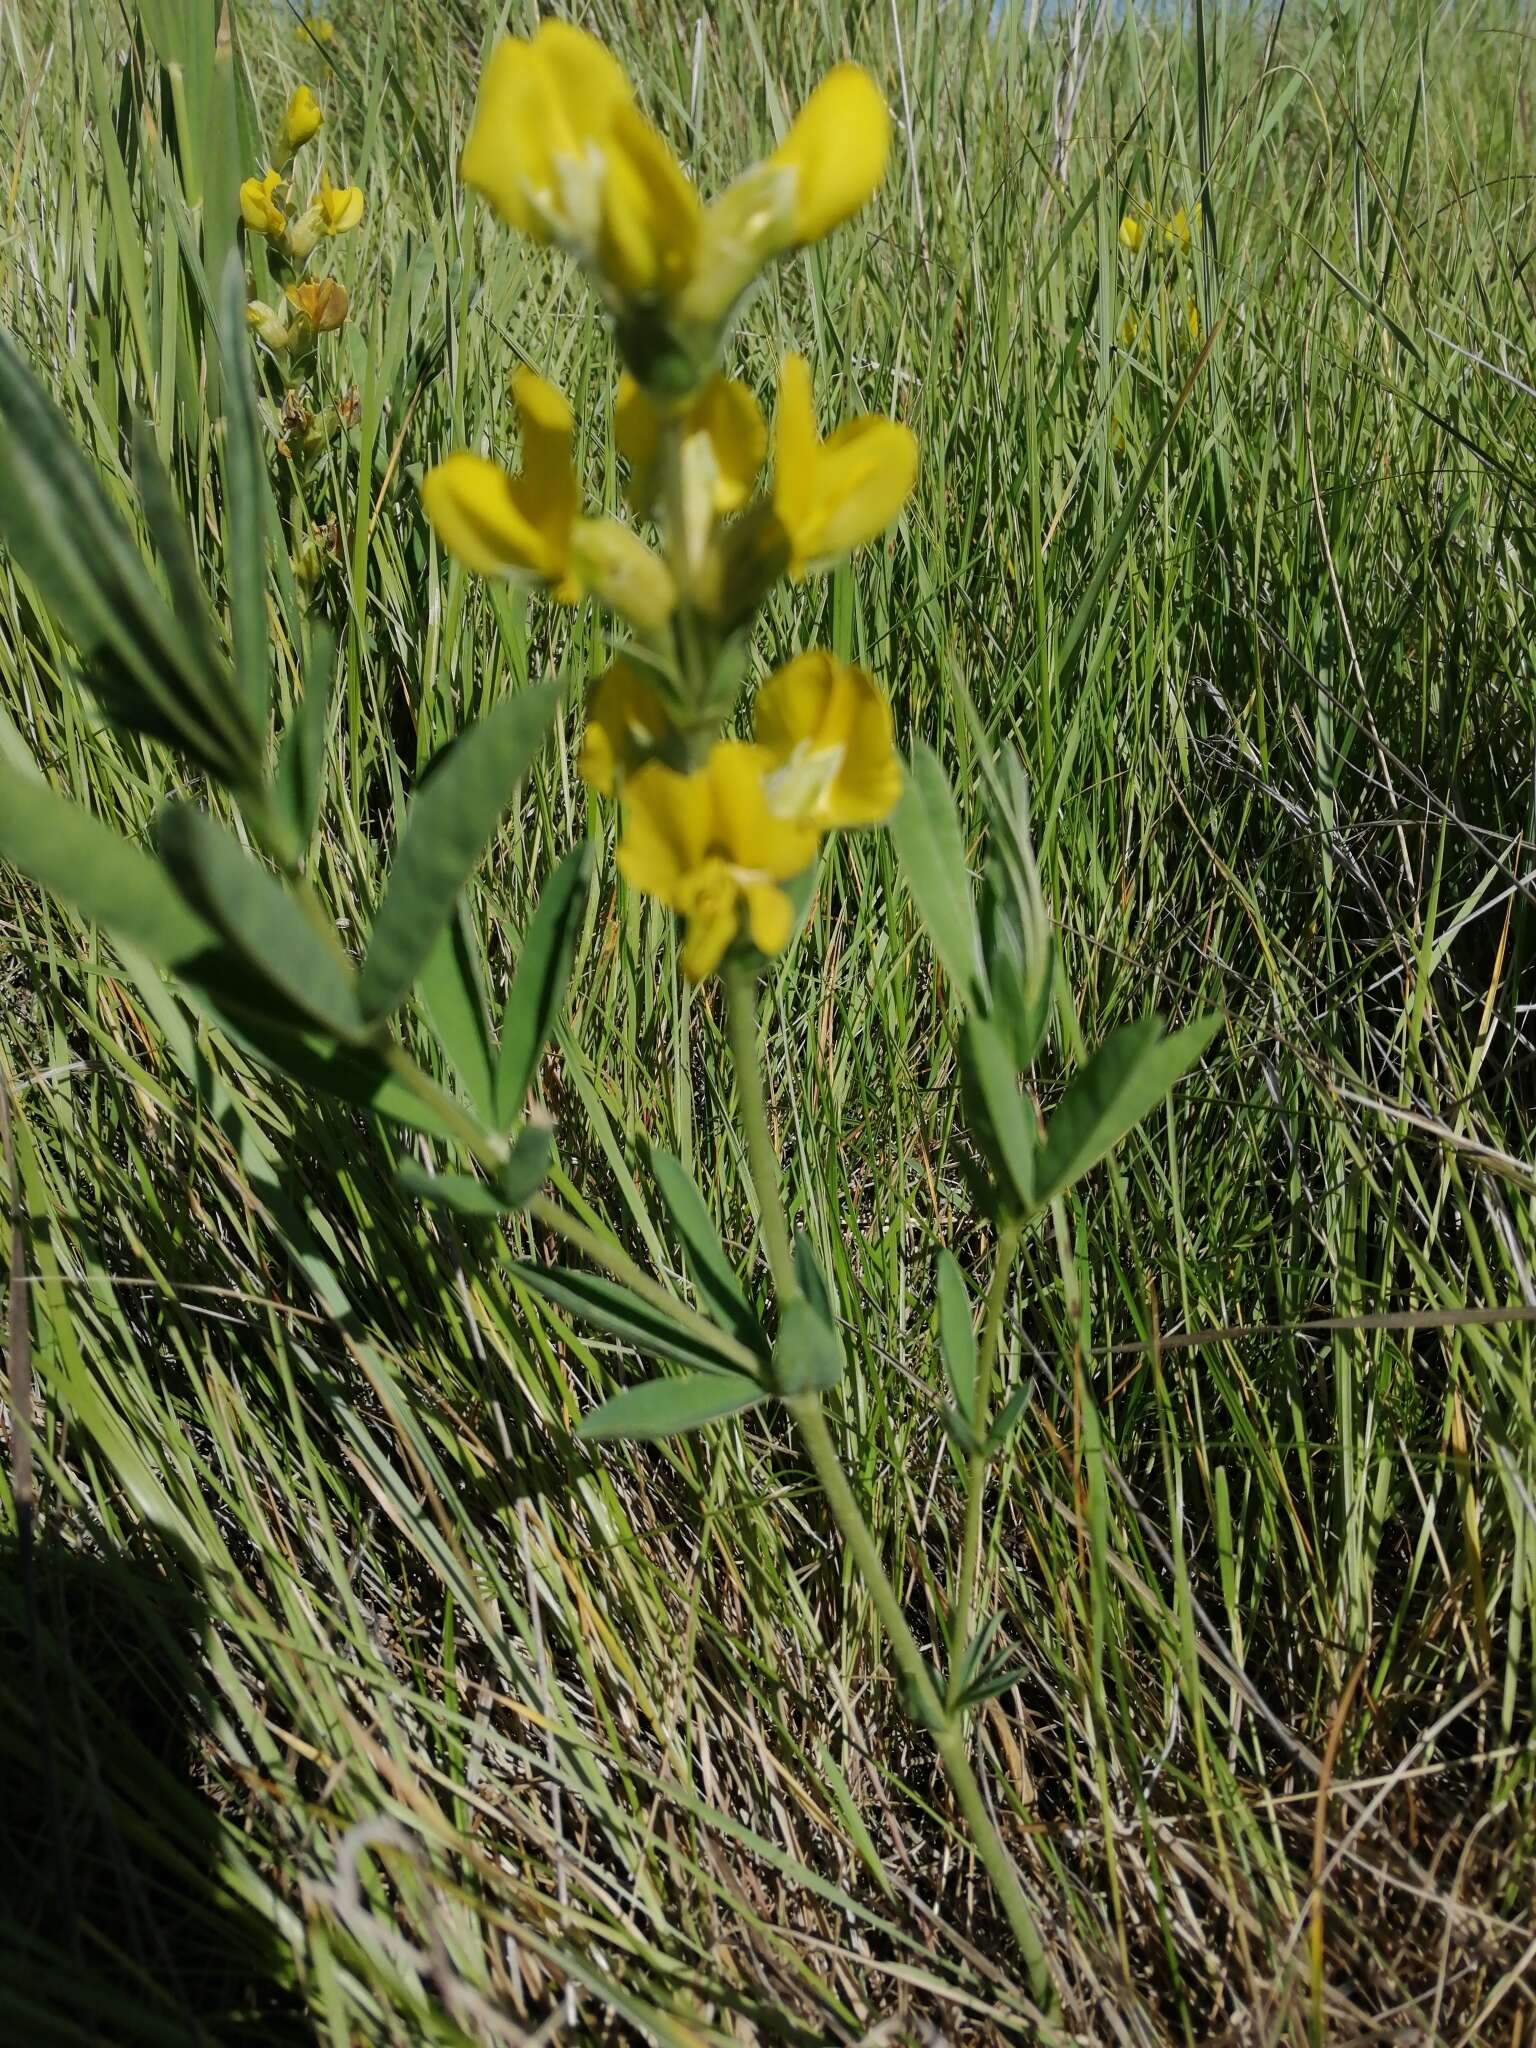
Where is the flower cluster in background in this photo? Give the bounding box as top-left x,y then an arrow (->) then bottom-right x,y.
1118,196 -> 1203,348
422,20 -> 916,982
240,86 -> 363,362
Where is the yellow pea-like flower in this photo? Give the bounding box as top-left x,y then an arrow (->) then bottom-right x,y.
422,370 -> 675,631
240,168 -> 287,236
1185,295 -> 1201,344
422,368 -> 582,595
617,741 -> 818,982
771,354 -> 917,579
316,167 -> 365,235
1118,211 -> 1146,254
246,299 -> 292,352
1163,206 -> 1193,254
579,660 -> 672,796
766,64 -> 890,247
755,652 -> 901,830
285,277 -> 349,334
280,85 -> 323,158
615,373 -> 766,515
295,14 -> 335,45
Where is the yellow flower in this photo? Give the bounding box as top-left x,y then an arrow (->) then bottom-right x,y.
1163,206 -> 1194,254
280,85 -> 323,158
458,22 -> 888,343
316,166 -> 364,234
770,354 -> 917,579
421,369 -> 675,629
1185,295 -> 1201,343
755,652 -> 900,830
1119,305 -> 1144,349
246,299 -> 292,352
764,64 -> 889,248
240,168 -> 287,237
615,372 -> 766,516
285,277 -> 349,334
295,14 -> 335,44
1118,210 -> 1146,254
617,742 -> 818,981
579,660 -> 671,796
460,22 -> 698,303
422,368 -> 582,594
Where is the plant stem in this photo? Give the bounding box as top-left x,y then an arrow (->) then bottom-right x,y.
722,964 -> 1056,2014
953,1218 -> 1023,1654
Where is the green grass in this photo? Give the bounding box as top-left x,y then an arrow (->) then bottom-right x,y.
4,0 -> 1536,2039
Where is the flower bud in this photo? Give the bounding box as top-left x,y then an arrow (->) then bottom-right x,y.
569,518 -> 677,635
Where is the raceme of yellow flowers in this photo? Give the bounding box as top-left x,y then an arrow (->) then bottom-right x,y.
423,22 -> 916,983
1117,197 -> 1202,349
241,85 -> 364,360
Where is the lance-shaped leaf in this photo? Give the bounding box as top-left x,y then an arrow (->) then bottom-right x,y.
889,743 -> 984,1002
958,1011 -> 1037,1220
935,1249 -> 976,1413
496,841 -> 591,1123
773,1236 -> 843,1394
156,802 -> 365,1040
0,760 -> 216,970
0,330 -> 258,781
419,902 -> 498,1119
205,1013 -> 471,1145
646,1144 -> 764,1353
361,683 -> 561,1021
511,1263 -> 749,1375
1035,1012 -> 1221,1209
217,249 -> 275,740
577,1369 -> 765,1442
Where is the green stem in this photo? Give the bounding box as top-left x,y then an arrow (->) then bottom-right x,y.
952,1219 -> 1023,1656
723,965 -> 1056,2014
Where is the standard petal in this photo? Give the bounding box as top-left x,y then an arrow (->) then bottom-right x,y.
743,881 -> 793,958
770,65 -> 890,245
809,416 -> 917,562
617,761 -> 712,905
599,103 -> 701,298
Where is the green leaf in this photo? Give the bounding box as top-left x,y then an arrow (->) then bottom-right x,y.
200,1009 -> 469,1144
935,1250 -> 976,1413
942,1404 -> 984,1459
156,803 -> 364,1039
419,901 -> 497,1119
958,1012 -> 1037,1219
773,1237 -> 843,1394
889,743 -> 984,1001
130,418 -> 228,696
496,841 -> 591,1122
217,249 -> 274,741
0,330 -> 255,780
646,1144 -> 763,1351
361,684 -> 562,1021
0,761 -> 216,969
1035,1012 -> 1222,1208
396,1162 -> 511,1218
577,1369 -> 765,1443
274,622 -> 336,854
986,1385 -> 1029,1456
510,1263 -> 747,1375
496,1123 -> 555,1208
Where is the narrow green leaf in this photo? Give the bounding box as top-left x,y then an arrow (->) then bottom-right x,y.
0,761 -> 215,969
202,1009 -> 469,1144
218,249 -> 273,740
935,1250 -> 976,1413
496,1124 -> 555,1208
511,1263 -> 747,1375
958,1012 -> 1037,1218
131,418 -> 228,692
274,622 -> 336,852
986,1385 -> 1030,1456
577,1369 -> 765,1443
156,803 -> 364,1039
361,684 -> 562,1021
396,1162 -> 511,1218
419,901 -> 497,1119
774,1237 -> 843,1394
889,743 -> 984,1001
496,841 -> 591,1122
647,1144 -> 763,1351
1035,1012 -> 1222,1208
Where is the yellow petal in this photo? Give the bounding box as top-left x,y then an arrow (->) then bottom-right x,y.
690,376 -> 766,512
317,168 -> 365,234
756,652 -> 900,829
285,278 -> 348,332
579,660 -> 670,795
461,24 -> 632,240
770,65 -> 890,245
617,760 -> 712,907
598,104 -> 701,298
280,85 -> 323,156
742,881 -> 793,958
510,367 -> 579,538
240,168 -> 286,235
678,860 -> 744,980
613,374 -> 660,495
1118,211 -> 1145,253
421,453 -> 566,582
770,354 -> 820,539
711,741 -> 819,879
770,356 -> 916,577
